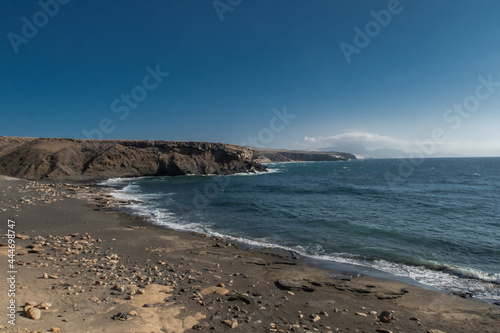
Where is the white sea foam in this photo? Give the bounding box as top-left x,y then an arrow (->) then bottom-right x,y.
98,178 -> 500,302
230,167 -> 282,176
305,253 -> 500,301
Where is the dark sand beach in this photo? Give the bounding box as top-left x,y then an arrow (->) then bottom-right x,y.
1,176 -> 499,333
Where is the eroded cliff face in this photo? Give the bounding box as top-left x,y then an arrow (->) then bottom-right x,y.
253,149 -> 356,163
0,137 -> 266,180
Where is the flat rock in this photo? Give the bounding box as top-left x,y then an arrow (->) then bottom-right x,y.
15,234 -> 30,240
201,286 -> 229,295
275,279 -> 315,292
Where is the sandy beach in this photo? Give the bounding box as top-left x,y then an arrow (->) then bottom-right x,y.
1,176 -> 499,333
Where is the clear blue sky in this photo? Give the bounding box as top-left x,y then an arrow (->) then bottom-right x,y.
1,0 -> 500,156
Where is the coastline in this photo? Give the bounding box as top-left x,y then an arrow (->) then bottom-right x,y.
1,176 -> 499,332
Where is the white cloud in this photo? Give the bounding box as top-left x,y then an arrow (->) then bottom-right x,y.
297,132 -> 416,152
295,131 -> 500,157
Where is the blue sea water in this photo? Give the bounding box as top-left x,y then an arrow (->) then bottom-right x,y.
102,158 -> 500,302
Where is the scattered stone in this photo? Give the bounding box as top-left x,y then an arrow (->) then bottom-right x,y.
15,234 -> 30,240
309,314 -> 321,322
48,274 -> 59,279
49,327 -> 61,332
111,312 -> 129,321
223,319 -> 238,328
376,329 -> 393,333
458,291 -> 473,298
227,294 -> 253,304
192,322 -> 210,330
128,310 -> 138,316
355,312 -> 367,317
25,307 -> 41,320
426,331 -> 446,333
379,311 -> 395,323
112,284 -> 125,292
36,302 -> 52,310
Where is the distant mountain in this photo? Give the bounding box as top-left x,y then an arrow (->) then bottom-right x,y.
318,144 -> 458,159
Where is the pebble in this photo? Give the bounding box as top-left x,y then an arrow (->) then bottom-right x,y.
111,312 -> 129,321
16,234 -> 30,240
90,296 -> 100,303
355,312 -> 367,317
36,302 -> 52,310
309,314 -> 321,322
223,319 -> 238,328
112,284 -> 125,292
379,310 -> 395,323
25,307 -> 41,320
192,322 -> 210,330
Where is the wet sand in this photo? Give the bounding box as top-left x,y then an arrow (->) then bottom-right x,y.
0,176 -> 499,332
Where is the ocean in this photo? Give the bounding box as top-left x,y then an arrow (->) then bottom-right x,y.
102,157 -> 500,302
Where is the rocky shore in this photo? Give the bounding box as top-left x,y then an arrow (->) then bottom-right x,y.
0,137 -> 266,181
1,177 -> 499,332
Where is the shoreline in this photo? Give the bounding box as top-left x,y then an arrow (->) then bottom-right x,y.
101,174 -> 500,305
1,176 -> 499,332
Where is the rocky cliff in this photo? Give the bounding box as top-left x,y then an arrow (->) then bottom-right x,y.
0,137 -> 266,180
253,148 -> 356,163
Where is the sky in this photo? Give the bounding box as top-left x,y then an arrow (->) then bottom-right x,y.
1,0 -> 500,157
